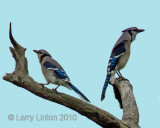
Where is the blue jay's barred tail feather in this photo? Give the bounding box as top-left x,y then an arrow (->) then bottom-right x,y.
101,56 -> 119,101
101,74 -> 111,101
69,84 -> 90,102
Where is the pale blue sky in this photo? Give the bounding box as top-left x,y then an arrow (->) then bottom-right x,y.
0,0 -> 160,128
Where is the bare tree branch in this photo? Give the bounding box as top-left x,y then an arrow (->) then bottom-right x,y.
3,22 -> 140,128
114,79 -> 140,128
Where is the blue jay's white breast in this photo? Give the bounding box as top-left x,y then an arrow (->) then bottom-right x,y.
42,67 -> 57,83
116,42 -> 131,70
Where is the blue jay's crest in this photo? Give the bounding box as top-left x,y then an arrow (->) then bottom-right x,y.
122,27 -> 145,33
122,27 -> 138,32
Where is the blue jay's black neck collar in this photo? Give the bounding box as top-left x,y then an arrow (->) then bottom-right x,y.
40,54 -> 51,63
128,30 -> 133,42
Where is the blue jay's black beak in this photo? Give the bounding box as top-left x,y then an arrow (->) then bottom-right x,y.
33,50 -> 38,53
138,29 -> 145,33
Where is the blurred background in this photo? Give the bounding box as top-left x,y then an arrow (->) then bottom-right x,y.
0,0 -> 160,127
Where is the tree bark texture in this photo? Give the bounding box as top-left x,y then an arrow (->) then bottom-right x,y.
3,23 -> 140,128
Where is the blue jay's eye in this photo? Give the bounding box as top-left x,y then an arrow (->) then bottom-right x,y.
133,29 -> 138,32
38,51 -> 43,54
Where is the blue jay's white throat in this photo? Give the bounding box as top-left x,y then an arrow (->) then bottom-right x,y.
33,49 -> 90,102
101,27 -> 144,101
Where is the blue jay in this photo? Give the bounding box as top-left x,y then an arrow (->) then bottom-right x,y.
33,49 -> 90,102
101,27 -> 144,101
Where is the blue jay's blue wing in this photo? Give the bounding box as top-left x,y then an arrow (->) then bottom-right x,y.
44,62 -> 90,102
101,41 -> 126,101
111,40 -> 126,58
108,40 -> 126,74
44,61 -> 70,81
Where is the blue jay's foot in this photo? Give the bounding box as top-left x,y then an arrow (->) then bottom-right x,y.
52,85 -> 60,91
39,82 -> 49,86
117,77 -> 129,82
39,83 -> 45,89
120,76 -> 126,79
117,77 -> 124,80
124,78 -> 130,82
116,71 -> 129,81
116,71 -> 123,78
110,77 -> 117,85
39,82 -> 49,89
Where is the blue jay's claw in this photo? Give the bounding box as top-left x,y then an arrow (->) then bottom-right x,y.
119,76 -> 125,79
124,78 -> 130,82
39,82 -> 50,89
52,85 -> 60,91
117,77 -> 129,82
39,83 -> 49,85
39,83 -> 45,85
116,71 -> 123,78
39,83 -> 45,89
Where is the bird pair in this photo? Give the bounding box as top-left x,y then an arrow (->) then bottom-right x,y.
33,27 -> 144,103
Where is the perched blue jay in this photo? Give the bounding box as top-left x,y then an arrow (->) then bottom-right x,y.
101,27 -> 144,101
33,49 -> 90,102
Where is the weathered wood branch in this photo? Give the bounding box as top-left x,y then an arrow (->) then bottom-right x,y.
3,22 -> 140,128
113,79 -> 140,128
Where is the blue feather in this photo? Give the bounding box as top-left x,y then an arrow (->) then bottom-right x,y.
111,40 -> 126,57
101,41 -> 126,101
44,62 -> 70,80
101,74 -> 111,101
69,84 -> 90,102
110,57 -> 119,71
101,57 -> 119,101
44,62 -> 90,102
